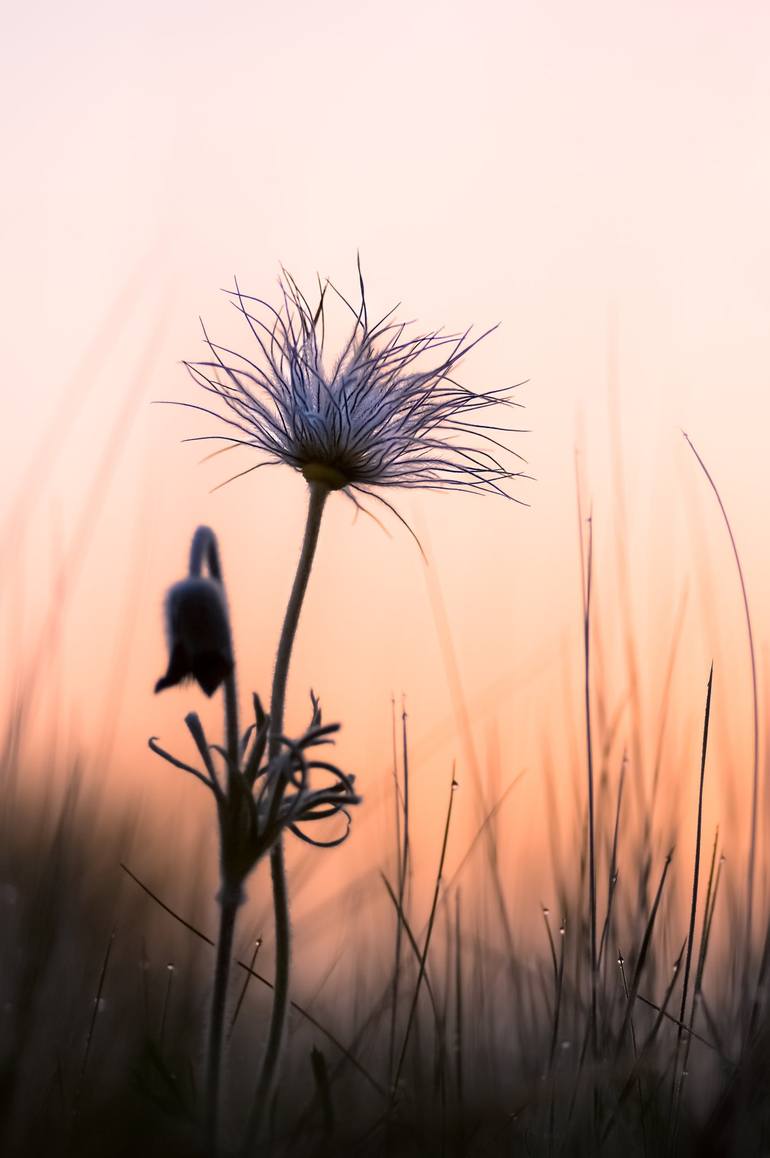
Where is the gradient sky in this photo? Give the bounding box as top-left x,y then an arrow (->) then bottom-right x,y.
2,0 -> 769,922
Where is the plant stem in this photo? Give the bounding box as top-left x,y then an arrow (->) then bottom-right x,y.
243,481 -> 329,1152
269,482 -> 329,742
206,887 -> 240,1154
192,525 -> 243,1155
205,659 -> 241,1153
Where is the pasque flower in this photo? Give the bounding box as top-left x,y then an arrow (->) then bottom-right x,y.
160,268 -> 525,1151
182,266 -> 525,513
150,526 -> 359,1154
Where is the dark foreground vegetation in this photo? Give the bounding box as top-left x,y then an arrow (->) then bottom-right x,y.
3,685 -> 770,1158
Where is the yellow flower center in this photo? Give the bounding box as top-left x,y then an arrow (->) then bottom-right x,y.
301,462 -> 349,490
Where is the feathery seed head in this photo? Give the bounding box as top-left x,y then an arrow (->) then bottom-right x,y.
183,267 -> 526,505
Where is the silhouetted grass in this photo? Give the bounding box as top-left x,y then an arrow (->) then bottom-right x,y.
3,313 -> 769,1152
1,654 -> 769,1158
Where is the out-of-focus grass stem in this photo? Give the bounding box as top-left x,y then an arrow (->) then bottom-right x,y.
388,705 -> 411,1086
453,890 -> 465,1149
228,939 -> 263,1039
72,927 -> 116,1125
670,664 -> 714,1150
392,768 -> 457,1097
676,826 -> 721,1133
601,939 -> 688,1150
614,848 -> 674,1062
576,472 -> 598,1060
598,754 -> 625,976
684,434 -> 759,967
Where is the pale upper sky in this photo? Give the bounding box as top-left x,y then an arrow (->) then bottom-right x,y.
2,0 -> 769,914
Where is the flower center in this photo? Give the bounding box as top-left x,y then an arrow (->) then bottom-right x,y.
301,462 -> 349,490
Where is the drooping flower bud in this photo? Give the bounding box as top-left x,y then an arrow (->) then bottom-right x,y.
154,576 -> 233,697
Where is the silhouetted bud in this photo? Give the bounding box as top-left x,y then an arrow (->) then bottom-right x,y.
155,577 -> 233,697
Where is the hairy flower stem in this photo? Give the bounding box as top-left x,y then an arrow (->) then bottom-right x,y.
191,527 -> 242,1155
206,884 -> 240,1153
243,481 -> 329,1152
269,482 -> 330,743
